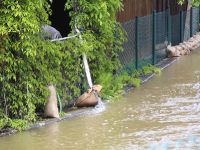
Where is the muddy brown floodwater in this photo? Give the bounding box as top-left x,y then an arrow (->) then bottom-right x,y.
1,50 -> 200,150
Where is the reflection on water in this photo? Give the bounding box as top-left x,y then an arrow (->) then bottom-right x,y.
1,50 -> 200,150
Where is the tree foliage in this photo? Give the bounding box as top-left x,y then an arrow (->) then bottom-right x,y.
66,0 -> 125,78
178,0 -> 200,6
0,0 -> 64,121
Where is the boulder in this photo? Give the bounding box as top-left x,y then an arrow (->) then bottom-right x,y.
44,85 -> 59,118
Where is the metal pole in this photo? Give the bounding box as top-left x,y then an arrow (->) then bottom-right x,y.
167,8 -> 172,45
152,10 -> 156,65
75,28 -> 93,88
199,5 -> 200,24
135,16 -> 139,69
180,11 -> 184,42
190,7 -> 193,37
51,35 -> 78,42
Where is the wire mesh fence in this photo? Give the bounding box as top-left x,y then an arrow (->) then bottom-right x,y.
192,7 -> 200,36
155,10 -> 168,63
171,12 -> 181,45
119,20 -> 136,74
183,10 -> 191,41
119,7 -> 200,72
137,14 -> 153,67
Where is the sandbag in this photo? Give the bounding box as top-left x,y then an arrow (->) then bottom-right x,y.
166,45 -> 181,57
44,85 -> 59,118
166,31 -> 200,58
75,91 -> 98,107
92,85 -> 102,94
86,85 -> 103,94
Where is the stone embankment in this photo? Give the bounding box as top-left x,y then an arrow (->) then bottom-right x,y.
166,32 -> 200,57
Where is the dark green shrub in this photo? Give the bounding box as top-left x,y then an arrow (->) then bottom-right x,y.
0,0 -> 125,129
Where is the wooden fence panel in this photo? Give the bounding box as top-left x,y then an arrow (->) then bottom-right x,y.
117,0 -> 153,23
117,0 -> 188,23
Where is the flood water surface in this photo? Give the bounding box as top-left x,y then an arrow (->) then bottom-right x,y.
1,50 -> 200,149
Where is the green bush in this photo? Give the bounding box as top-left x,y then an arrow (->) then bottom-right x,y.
96,72 -> 141,100
96,64 -> 161,100
96,73 -> 124,100
140,65 -> 161,75
0,0 -> 125,129
0,117 -> 28,131
66,0 -> 125,78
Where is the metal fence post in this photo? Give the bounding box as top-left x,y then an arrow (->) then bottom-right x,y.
199,6 -> 200,23
190,7 -> 193,37
152,10 -> 156,65
135,16 -> 139,69
180,11 -> 184,42
167,8 -> 172,45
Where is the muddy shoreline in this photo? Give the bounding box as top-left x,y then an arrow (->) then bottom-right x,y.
0,57 -> 177,137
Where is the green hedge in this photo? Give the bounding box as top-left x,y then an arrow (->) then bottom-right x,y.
0,0 -> 125,123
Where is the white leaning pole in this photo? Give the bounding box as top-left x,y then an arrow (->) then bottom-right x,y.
82,53 -> 93,88
50,27 -> 93,89
76,28 -> 104,110
75,28 -> 93,89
